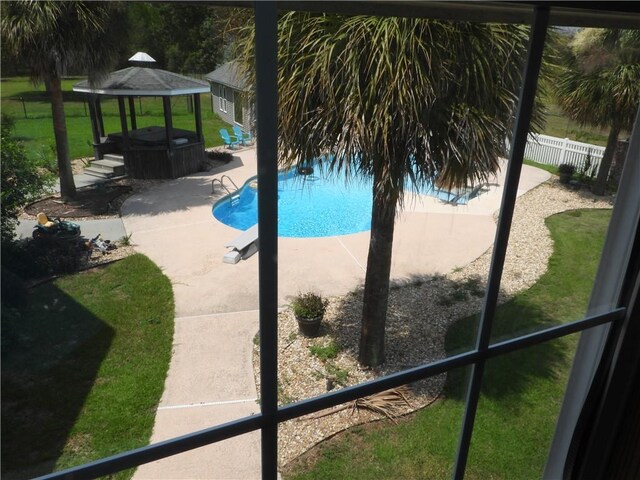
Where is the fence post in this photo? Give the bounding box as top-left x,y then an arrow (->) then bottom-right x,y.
558,137 -> 569,164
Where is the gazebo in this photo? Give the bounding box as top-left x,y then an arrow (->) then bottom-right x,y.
73,53 -> 211,179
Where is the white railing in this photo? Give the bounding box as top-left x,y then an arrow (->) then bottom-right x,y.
523,133 -> 605,174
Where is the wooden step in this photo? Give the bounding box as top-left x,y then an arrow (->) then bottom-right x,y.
92,159 -> 125,176
84,166 -> 116,179
103,153 -> 125,163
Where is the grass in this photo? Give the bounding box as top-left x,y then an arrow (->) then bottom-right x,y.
524,158 -> 560,176
1,254 -> 175,479
309,340 -> 341,361
542,111 -> 610,146
284,208 -> 612,480
1,76 -> 229,161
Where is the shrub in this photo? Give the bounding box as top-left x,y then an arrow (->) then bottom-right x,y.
309,340 -> 340,361
291,292 -> 328,319
207,150 -> 234,163
1,238 -> 84,280
558,163 -> 576,175
558,163 -> 576,185
1,114 -> 55,242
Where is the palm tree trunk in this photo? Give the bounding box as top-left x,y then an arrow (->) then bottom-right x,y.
592,124 -> 620,196
359,170 -> 400,368
49,76 -> 76,200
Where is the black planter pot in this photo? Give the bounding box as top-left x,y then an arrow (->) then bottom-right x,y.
559,172 -> 572,184
296,314 -> 322,337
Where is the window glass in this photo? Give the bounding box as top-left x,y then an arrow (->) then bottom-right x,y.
465,334 -> 580,479
280,368 -> 470,479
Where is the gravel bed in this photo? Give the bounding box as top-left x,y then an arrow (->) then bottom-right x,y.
81,243 -> 136,270
253,178 -> 614,467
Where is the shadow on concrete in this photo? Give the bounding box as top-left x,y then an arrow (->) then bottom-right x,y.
1,283 -> 114,478
121,156 -> 247,217
209,155 -> 245,175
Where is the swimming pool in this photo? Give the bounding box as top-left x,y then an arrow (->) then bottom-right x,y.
212,166 -> 478,238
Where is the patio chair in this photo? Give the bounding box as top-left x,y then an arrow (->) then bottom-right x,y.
219,129 -> 240,149
232,125 -> 253,146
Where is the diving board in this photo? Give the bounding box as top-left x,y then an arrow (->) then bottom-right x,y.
223,224 -> 259,264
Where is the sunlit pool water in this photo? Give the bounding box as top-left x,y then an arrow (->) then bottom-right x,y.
212,166 -> 473,238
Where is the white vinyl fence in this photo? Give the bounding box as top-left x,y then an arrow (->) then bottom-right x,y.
523,133 -> 605,175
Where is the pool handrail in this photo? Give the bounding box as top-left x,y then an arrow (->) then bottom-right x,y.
220,175 -> 239,192
211,175 -> 240,197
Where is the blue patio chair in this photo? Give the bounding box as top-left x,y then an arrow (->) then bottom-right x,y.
219,129 -> 240,149
232,125 -> 253,146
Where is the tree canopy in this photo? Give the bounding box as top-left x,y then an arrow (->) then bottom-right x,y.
555,28 -> 640,194
237,12 -> 537,366
1,0 -> 130,199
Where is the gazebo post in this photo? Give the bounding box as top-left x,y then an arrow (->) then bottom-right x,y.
117,97 -> 130,152
194,93 -> 203,143
87,95 -> 102,160
95,98 -> 105,137
128,96 -> 137,131
163,96 -> 174,150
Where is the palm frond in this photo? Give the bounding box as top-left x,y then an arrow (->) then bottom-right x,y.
351,386 -> 413,424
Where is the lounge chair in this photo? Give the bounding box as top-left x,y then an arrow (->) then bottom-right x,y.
219,129 -> 240,149
232,125 -> 253,146
446,183 -> 486,205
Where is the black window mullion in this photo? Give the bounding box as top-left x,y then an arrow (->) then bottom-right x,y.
34,309 -> 623,480
452,7 -> 550,479
254,2 -> 279,480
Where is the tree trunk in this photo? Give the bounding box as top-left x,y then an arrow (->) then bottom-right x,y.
49,76 -> 76,200
359,169 -> 400,368
592,124 -> 620,196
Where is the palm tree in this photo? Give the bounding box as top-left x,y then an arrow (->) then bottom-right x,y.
555,28 -> 640,196
1,1 -> 128,200
238,13 -> 535,367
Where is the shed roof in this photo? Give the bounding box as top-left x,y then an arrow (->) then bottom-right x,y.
73,67 -> 210,97
205,61 -> 249,91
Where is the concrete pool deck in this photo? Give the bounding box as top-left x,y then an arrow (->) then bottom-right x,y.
125,147 -> 550,479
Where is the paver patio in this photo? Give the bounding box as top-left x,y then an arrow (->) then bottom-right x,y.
124,147 -> 549,479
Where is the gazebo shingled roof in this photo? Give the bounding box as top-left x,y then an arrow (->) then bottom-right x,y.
73,66 -> 210,97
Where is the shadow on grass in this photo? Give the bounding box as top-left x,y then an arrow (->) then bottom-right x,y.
1,283 -> 113,478
324,271 -> 567,403
443,300 -> 568,402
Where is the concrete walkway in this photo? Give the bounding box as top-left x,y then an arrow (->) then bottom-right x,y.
15,217 -> 127,242
121,148 -> 549,479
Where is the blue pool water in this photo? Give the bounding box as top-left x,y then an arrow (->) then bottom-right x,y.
212,167 -> 470,238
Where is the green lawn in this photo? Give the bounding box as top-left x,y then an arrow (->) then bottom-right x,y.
1,76 -> 228,161
284,208 -> 611,480
1,254 -> 175,479
542,110 -> 611,146
524,158 -> 559,175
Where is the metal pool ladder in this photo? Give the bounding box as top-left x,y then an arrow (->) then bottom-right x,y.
211,175 -> 241,206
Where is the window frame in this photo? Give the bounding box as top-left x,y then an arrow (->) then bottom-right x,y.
38,3 -> 640,480
219,84 -> 227,113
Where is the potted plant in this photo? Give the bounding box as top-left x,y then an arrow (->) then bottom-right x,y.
558,163 -> 576,184
291,291 -> 328,337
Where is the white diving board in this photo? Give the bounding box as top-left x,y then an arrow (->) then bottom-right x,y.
223,224 -> 259,264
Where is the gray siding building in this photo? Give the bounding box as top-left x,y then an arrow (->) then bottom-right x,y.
205,61 -> 254,134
